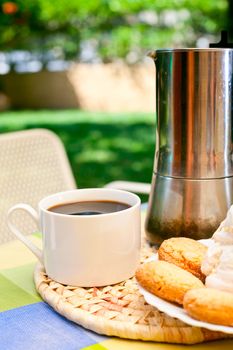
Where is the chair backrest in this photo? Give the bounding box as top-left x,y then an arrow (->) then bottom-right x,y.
0,128 -> 76,244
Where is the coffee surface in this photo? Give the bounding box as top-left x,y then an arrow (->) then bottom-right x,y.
48,200 -> 130,216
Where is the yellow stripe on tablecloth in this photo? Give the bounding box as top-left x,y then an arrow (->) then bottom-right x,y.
84,344 -> 107,350
101,338 -> 233,350
0,236 -> 41,270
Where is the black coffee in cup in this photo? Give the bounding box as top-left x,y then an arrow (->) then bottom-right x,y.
48,200 -> 130,216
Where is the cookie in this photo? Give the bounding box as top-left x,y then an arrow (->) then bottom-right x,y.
183,288 -> 233,326
158,237 -> 207,281
136,260 -> 204,305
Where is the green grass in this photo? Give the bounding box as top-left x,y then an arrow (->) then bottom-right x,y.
0,110 -> 155,199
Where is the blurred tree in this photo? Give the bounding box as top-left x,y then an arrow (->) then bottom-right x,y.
0,0 -> 229,63
227,0 -> 233,40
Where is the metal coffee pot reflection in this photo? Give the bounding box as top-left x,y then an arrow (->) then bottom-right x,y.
145,47 -> 233,245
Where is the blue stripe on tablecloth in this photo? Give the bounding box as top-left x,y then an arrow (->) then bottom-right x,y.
0,302 -> 97,350
82,328 -> 107,343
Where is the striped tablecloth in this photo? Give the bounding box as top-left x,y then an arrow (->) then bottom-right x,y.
1,233 -> 233,350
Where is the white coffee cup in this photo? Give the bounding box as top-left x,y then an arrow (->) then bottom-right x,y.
7,188 -> 141,287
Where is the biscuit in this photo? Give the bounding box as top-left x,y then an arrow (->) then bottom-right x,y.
136,260 -> 204,305
183,288 -> 233,326
158,237 -> 207,281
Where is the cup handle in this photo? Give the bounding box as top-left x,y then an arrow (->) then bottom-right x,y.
7,203 -> 43,263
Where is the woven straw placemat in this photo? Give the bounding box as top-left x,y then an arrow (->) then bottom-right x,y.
34,241 -> 230,345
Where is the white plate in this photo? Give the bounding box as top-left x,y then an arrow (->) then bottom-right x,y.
138,239 -> 233,334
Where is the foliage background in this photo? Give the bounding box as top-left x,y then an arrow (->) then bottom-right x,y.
0,110 -> 154,198
0,1 -> 232,193
0,0 -> 230,64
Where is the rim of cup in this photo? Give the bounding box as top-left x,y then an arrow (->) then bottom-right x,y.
39,188 -> 141,218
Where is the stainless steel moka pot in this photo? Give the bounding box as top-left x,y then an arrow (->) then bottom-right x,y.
145,43 -> 233,245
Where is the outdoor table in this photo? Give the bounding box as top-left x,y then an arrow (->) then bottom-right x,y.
1,231 -> 233,350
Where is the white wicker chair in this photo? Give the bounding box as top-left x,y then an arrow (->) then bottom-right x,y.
0,129 -> 76,244
1,128 -> 150,244
104,181 -> 150,195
